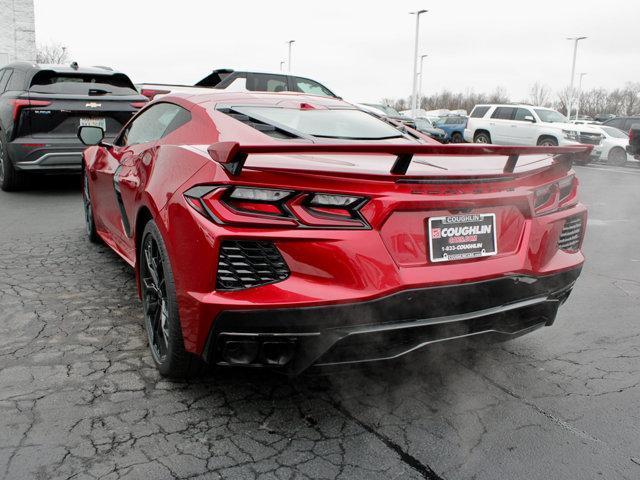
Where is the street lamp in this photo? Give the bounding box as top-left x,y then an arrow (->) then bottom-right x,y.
286,40 -> 295,73
566,36 -> 587,118
417,54 -> 428,111
575,72 -> 587,120
410,10 -> 428,116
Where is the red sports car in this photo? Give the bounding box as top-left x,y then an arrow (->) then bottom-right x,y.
78,92 -> 589,377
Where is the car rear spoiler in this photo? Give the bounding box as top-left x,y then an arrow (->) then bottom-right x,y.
207,141 -> 593,176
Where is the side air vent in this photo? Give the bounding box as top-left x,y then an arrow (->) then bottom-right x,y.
558,215 -> 584,251
217,241 -> 290,291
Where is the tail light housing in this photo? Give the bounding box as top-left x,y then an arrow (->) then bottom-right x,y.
184,185 -> 369,229
130,101 -> 148,109
533,174 -> 578,215
10,99 -> 52,121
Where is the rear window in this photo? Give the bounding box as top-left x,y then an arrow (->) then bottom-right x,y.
470,106 -> 490,118
29,71 -> 138,95
247,74 -> 288,93
231,106 -> 404,140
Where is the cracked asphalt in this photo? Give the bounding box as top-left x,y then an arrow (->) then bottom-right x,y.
0,165 -> 639,480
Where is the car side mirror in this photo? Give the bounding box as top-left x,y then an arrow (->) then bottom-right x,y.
78,126 -> 105,146
524,115 -> 535,123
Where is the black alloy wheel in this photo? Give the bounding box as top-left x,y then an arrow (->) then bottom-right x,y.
82,170 -> 100,243
141,233 -> 170,364
139,221 -> 205,377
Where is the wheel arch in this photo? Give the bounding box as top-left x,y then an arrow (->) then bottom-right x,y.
474,129 -> 491,141
537,134 -> 559,145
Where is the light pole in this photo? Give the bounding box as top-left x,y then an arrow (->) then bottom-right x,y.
280,61 -> 285,72
410,10 -> 428,116
574,72 -> 587,120
566,36 -> 587,118
286,40 -> 295,73
417,54 -> 428,111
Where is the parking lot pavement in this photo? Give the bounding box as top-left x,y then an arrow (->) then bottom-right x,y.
0,167 -> 639,480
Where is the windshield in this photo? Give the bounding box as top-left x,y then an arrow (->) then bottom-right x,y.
416,118 -> 434,129
233,107 -> 404,140
363,104 -> 401,116
534,109 -> 569,124
601,126 -> 629,139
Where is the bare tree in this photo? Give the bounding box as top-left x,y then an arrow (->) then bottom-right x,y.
36,43 -> 69,64
529,82 -> 552,106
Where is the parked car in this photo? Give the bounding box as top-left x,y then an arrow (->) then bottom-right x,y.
591,126 -> 635,166
593,113 -> 616,123
139,69 -> 338,100
356,103 -> 417,129
434,116 -> 467,143
601,115 -> 640,133
0,62 -> 147,191
626,124 -> 640,160
78,91 -> 588,377
414,117 -> 447,142
464,104 -> 603,147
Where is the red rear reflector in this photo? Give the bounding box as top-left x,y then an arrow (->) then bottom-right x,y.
230,201 -> 282,215
22,143 -> 47,148
130,101 -> 147,108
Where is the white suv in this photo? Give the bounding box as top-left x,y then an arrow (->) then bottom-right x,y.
463,104 -> 603,147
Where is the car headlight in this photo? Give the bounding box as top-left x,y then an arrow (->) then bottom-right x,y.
562,130 -> 579,141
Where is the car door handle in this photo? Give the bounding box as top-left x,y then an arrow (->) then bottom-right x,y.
511,125 -> 517,128
489,122 -> 496,126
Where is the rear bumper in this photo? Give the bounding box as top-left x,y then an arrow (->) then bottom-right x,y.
203,268 -> 581,374
8,137 -> 112,172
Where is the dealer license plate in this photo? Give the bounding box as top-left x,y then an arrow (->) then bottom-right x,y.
80,117 -> 106,130
428,213 -> 497,263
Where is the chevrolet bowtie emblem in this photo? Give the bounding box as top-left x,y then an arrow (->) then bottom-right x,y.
85,102 -> 102,108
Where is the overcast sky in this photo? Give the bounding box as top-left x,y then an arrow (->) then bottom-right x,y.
33,0 -> 640,103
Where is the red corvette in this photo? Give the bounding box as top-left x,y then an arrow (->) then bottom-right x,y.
78,92 -> 589,377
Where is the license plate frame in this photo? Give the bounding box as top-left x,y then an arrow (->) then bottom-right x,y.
428,213 -> 498,263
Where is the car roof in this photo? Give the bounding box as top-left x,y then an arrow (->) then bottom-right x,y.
474,104 -> 549,109
168,91 -> 353,110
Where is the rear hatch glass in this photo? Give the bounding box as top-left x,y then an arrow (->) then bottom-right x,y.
16,71 -> 143,139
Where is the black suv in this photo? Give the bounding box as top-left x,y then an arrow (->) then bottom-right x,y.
602,116 -> 640,133
0,62 -> 147,191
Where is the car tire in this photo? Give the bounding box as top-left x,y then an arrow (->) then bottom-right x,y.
607,147 -> 627,167
0,132 -> 26,192
474,131 -> 491,144
82,169 -> 100,243
140,220 -> 206,378
451,132 -> 464,143
537,137 -> 558,147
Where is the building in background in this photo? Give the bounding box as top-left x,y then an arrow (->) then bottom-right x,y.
0,0 -> 36,66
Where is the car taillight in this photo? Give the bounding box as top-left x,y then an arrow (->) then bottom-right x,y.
10,99 -> 52,121
533,174 -> 577,215
130,101 -> 148,109
184,186 -> 369,229
140,88 -> 170,100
